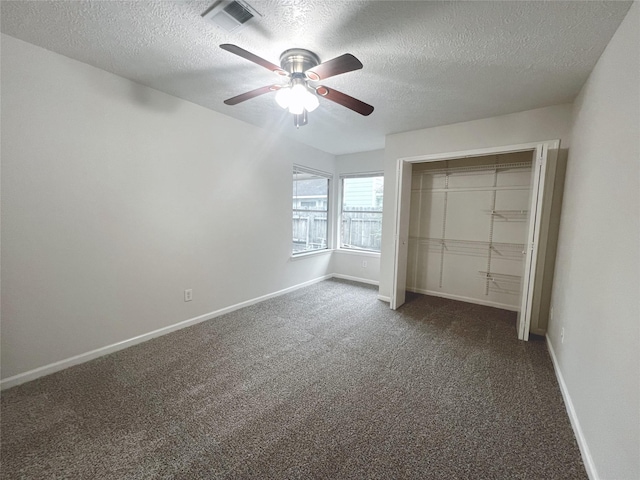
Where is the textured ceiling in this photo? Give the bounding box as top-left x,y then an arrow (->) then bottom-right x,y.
1,1 -> 632,155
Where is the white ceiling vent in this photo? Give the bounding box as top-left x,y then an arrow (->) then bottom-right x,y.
201,1 -> 261,33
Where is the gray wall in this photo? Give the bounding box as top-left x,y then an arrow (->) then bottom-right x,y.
378,104 -> 573,301
331,150 -> 385,285
547,3 -> 639,478
1,35 -> 336,379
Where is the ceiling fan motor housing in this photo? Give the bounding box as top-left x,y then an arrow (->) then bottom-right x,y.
279,49 -> 320,76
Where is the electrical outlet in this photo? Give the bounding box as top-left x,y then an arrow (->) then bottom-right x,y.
184,289 -> 193,302
362,260 -> 368,268
561,327 -> 565,344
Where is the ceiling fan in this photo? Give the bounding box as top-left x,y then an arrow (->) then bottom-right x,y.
220,44 -> 374,127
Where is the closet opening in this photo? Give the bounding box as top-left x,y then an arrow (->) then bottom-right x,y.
391,141 -> 561,341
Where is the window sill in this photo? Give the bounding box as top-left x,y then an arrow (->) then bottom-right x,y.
333,249 -> 381,258
290,249 -> 333,261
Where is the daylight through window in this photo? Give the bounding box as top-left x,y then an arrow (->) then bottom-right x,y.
292,166 -> 331,254
341,175 -> 384,252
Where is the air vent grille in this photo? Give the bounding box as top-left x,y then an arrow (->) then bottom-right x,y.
202,1 -> 261,33
223,1 -> 253,24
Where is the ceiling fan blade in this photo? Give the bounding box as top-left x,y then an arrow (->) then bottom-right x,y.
315,86 -> 374,116
224,85 -> 280,105
305,54 -> 363,81
220,44 -> 287,76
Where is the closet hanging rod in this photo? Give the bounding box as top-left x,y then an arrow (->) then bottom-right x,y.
491,209 -> 528,215
409,236 -> 525,250
490,209 -> 529,218
478,271 -> 522,283
412,185 -> 531,193
414,161 -> 532,176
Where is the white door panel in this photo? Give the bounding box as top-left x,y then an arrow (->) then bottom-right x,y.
391,160 -> 412,310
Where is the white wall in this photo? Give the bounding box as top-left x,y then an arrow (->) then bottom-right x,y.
547,3 -> 640,479
335,149 -> 385,176
0,35 -> 335,380
331,149 -> 385,284
379,104 -> 573,300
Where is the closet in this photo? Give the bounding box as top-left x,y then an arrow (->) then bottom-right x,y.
407,151 -> 532,311
391,140 -> 564,340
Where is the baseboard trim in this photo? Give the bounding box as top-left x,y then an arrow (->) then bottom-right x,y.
332,274 -> 379,286
546,335 -> 598,480
1,274 -> 334,391
377,295 -> 391,302
407,288 -> 519,312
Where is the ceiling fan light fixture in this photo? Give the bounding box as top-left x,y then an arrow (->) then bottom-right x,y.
303,89 -> 320,112
275,83 -> 319,114
289,84 -> 318,113
275,87 -> 291,109
289,103 -> 304,115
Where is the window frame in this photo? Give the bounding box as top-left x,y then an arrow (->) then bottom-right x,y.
292,165 -> 333,256
339,172 -> 384,253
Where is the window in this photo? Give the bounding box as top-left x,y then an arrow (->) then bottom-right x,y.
292,166 -> 331,254
340,174 -> 384,252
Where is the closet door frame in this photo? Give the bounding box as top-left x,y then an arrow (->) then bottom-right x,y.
390,140 -> 560,341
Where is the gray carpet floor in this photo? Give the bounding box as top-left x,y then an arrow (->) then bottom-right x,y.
1,279 -> 586,479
